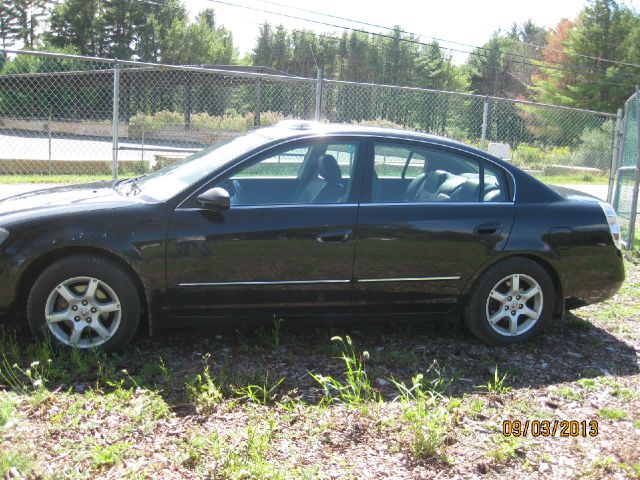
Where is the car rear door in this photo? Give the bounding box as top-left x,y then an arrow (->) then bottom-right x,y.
352,139 -> 515,314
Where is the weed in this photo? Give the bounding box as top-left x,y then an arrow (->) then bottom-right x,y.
234,373 -> 285,405
0,449 -> 34,478
554,386 -> 583,401
0,355 -> 52,404
482,366 -> 512,395
568,317 -> 593,330
309,336 -> 377,405
269,318 -> 285,350
578,378 -> 598,390
0,394 -> 16,428
91,441 -> 132,469
598,407 -> 628,421
186,355 -> 224,413
180,419 -> 309,479
610,386 -> 636,402
488,435 -> 523,463
392,373 -> 450,459
404,400 -> 450,459
468,398 -> 485,418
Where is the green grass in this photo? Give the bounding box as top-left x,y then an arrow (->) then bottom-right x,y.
0,449 -> 34,478
488,435 -> 523,464
481,366 -> 512,395
534,173 -> 609,185
392,373 -> 451,459
598,407 -> 628,421
554,386 -> 584,401
309,335 -> 377,405
0,394 -> 16,428
91,441 -> 132,470
0,174 -> 118,184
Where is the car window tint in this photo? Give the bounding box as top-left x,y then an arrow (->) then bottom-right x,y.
374,144 -> 425,179
220,141 -> 357,206
483,163 -> 506,202
370,141 -> 506,203
326,143 -> 356,178
234,146 -> 309,178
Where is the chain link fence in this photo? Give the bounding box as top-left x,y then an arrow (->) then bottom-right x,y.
323,80 -> 617,183
0,48 -> 618,194
613,89 -> 640,249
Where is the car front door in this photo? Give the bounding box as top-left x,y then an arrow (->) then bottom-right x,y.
166,138 -> 363,318
353,140 -> 515,314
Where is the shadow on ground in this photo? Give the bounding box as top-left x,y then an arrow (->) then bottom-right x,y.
1,311 -> 638,409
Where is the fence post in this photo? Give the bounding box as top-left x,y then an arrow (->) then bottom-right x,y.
628,87 -> 640,250
607,108 -> 624,204
254,78 -> 262,127
111,60 -> 120,180
47,108 -> 52,176
480,98 -> 489,151
315,66 -> 323,122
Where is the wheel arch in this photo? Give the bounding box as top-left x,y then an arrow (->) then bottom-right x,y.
15,246 -> 150,332
462,252 -> 565,317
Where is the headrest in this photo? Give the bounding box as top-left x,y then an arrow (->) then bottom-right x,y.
423,170 -> 449,190
318,155 -> 341,183
450,179 -> 480,202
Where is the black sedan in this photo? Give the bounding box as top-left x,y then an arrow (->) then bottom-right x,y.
0,121 -> 625,351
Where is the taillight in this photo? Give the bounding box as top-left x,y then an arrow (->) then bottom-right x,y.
600,202 -> 622,250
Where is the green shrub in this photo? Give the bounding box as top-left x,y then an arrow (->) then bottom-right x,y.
573,120 -> 614,169
128,110 -> 285,138
512,144 -> 573,168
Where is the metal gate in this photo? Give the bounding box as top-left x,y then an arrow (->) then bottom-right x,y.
612,88 -> 640,250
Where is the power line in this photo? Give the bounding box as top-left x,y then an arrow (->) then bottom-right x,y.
137,0 -> 640,88
249,0 -> 640,71
207,0 -> 640,87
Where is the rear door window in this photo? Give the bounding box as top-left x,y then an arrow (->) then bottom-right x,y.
369,141 -> 508,203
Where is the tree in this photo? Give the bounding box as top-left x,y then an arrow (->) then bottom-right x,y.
533,0 -> 638,112
467,34 -> 510,97
47,0 -> 103,55
135,0 -> 188,62
12,0 -> 49,48
0,1 -> 19,49
252,23 -> 273,67
97,0 -> 146,59
161,13 -> 237,65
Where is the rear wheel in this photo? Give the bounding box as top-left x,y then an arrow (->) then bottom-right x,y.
464,258 -> 555,346
27,255 -> 141,352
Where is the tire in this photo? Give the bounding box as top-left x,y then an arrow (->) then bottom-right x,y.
27,254 -> 141,352
464,257 -> 555,346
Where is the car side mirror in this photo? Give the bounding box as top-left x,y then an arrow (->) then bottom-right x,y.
197,187 -> 230,210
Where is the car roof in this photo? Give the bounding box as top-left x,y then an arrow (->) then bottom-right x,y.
256,120 -> 471,150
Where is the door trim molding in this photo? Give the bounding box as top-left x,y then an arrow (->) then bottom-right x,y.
177,279 -> 351,287
176,276 -> 461,287
356,276 -> 461,283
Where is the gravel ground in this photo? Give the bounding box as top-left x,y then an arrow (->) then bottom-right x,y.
0,256 -> 638,479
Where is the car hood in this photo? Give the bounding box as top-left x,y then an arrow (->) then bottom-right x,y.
0,182 -> 143,225
547,185 -> 602,203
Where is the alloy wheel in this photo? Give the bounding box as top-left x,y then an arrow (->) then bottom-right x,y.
44,276 -> 122,348
484,273 -> 543,337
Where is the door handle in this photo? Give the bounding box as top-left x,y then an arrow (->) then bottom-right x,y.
473,222 -> 504,235
317,229 -> 352,243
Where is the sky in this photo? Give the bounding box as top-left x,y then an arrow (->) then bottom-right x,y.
185,0 -> 639,63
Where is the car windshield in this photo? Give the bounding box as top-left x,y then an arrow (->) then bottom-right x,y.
129,132 -> 272,201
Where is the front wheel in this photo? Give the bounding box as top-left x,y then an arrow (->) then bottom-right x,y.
464,258 -> 555,346
27,255 -> 141,352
